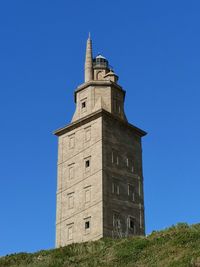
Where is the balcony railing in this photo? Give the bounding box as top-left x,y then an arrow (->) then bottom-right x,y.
93,61 -> 108,68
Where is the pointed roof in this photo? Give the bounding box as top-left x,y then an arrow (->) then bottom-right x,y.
96,54 -> 106,60
84,35 -> 93,82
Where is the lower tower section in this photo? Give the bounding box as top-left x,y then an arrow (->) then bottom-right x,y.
55,114 -> 103,247
55,110 -> 146,247
102,111 -> 145,238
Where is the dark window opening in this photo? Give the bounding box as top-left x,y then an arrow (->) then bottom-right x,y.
82,101 -> 86,108
85,221 -> 90,229
85,160 -> 90,168
130,219 -> 135,229
113,213 -> 121,228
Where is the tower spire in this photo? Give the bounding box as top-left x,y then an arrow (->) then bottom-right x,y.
84,34 -> 93,82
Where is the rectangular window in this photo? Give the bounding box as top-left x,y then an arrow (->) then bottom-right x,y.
112,150 -> 119,165
126,157 -> 129,167
112,181 -> 120,195
85,221 -> 90,229
85,160 -> 90,168
128,184 -> 135,202
84,217 -> 91,234
85,127 -> 91,142
128,217 -> 136,233
81,98 -> 87,113
84,157 -> 91,172
127,157 -> 134,172
69,134 -> 75,149
131,162 -> 134,173
129,159 -> 134,173
68,193 -> 74,209
68,164 -> 74,180
85,186 -> 91,203
128,186 -> 130,195
67,224 -> 74,240
130,219 -> 135,229
113,213 -> 120,228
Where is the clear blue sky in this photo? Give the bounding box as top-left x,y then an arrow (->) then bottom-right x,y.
0,0 -> 200,256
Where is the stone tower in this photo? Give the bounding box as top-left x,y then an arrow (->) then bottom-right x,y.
54,35 -> 146,247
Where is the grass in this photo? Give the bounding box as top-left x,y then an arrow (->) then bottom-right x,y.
1,223 -> 200,267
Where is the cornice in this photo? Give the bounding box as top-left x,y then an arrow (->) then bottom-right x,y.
54,110 -> 102,136
53,109 -> 147,137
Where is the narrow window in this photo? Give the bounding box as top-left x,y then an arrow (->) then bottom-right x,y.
116,155 -> 119,165
81,98 -> 87,113
85,186 -> 91,203
85,127 -> 91,142
131,162 -> 134,173
84,217 -> 91,234
128,184 -> 135,202
111,151 -> 114,164
68,193 -> 74,209
85,160 -> 90,168
127,157 -> 134,173
128,217 -> 136,233
126,157 -> 129,167
113,213 -> 120,228
69,134 -> 75,149
67,224 -> 74,240
130,219 -> 135,229
112,150 -> 119,165
112,181 -> 120,196
128,184 -> 130,196
84,157 -> 91,172
85,221 -> 90,229
82,101 -> 86,108
130,159 -> 134,173
69,165 -> 74,180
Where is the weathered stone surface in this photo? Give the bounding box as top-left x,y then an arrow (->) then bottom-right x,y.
54,38 -> 146,247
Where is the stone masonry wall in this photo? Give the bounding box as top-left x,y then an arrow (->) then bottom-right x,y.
56,116 -> 103,247
102,114 -> 145,238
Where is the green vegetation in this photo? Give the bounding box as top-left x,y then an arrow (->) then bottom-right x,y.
1,223 -> 200,267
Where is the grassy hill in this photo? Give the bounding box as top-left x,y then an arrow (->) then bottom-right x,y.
1,223 -> 200,267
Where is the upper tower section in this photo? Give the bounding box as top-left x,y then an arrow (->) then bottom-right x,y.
93,55 -> 118,83
72,36 -> 127,123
